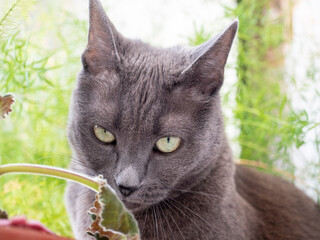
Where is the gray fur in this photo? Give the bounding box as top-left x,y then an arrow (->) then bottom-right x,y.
65,0 -> 320,239
116,165 -> 140,189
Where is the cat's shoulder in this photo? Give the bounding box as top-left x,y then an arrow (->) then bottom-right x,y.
235,164 -> 299,195
234,164 -> 320,239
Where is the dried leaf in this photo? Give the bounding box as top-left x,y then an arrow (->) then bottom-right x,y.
0,209 -> 8,219
87,195 -> 120,240
0,94 -> 15,119
86,176 -> 140,240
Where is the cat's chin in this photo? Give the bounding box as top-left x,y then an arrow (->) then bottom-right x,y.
122,198 -> 163,214
122,200 -> 148,213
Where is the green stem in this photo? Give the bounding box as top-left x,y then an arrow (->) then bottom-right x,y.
0,0 -> 20,27
0,163 -> 100,192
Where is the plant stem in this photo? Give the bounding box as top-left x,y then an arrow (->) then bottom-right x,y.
0,0 -> 20,27
0,163 -> 100,192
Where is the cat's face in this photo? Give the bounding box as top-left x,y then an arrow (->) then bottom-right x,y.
67,0 -> 237,212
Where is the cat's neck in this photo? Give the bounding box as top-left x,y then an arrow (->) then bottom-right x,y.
135,137 -> 260,239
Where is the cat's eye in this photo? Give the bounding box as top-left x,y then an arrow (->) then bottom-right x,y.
155,137 -> 181,153
93,125 -> 115,143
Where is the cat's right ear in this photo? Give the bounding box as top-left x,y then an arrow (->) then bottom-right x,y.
82,0 -> 121,75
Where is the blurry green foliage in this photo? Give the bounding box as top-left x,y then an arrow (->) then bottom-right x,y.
0,0 -> 87,236
227,1 -> 320,200
0,0 -> 37,40
189,0 -> 319,201
228,0 -> 295,170
188,25 -> 211,46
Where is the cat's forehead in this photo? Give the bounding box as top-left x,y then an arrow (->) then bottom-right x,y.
106,43 -> 188,123
119,40 -> 190,82
76,40 -> 204,134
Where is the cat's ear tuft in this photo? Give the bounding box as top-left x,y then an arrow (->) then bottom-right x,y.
182,20 -> 238,96
82,0 -> 121,75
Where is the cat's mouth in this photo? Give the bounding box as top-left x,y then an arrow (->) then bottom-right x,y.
121,200 -> 145,212
119,192 -> 166,213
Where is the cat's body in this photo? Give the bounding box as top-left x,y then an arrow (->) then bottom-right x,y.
65,0 -> 320,239
66,142 -> 320,240
236,165 -> 320,239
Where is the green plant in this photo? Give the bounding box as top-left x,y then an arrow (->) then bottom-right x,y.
0,2 -> 86,236
0,0 -> 35,40
188,0 -> 320,201
0,163 -> 140,240
227,0 -> 320,199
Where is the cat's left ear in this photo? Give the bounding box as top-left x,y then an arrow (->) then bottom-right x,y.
181,20 -> 238,96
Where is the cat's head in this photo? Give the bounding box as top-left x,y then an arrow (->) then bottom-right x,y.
68,0 -> 237,211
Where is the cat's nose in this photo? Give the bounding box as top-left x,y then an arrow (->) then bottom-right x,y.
118,185 -> 137,197
115,165 -> 140,197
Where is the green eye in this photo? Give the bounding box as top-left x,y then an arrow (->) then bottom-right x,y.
155,137 -> 181,153
93,125 -> 115,143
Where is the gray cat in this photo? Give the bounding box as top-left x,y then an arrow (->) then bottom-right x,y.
65,0 -> 320,239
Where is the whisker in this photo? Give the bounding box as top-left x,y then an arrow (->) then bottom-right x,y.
158,202 -> 171,240
151,206 -> 157,240
165,187 -> 225,202
36,154 -> 92,173
163,200 -> 185,240
169,197 -> 220,234
72,187 -> 96,200
37,153 -> 72,160
68,158 -> 104,176
156,204 -> 165,240
154,205 -> 160,240
50,182 -> 68,192
140,209 -> 148,236
167,200 -> 209,240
